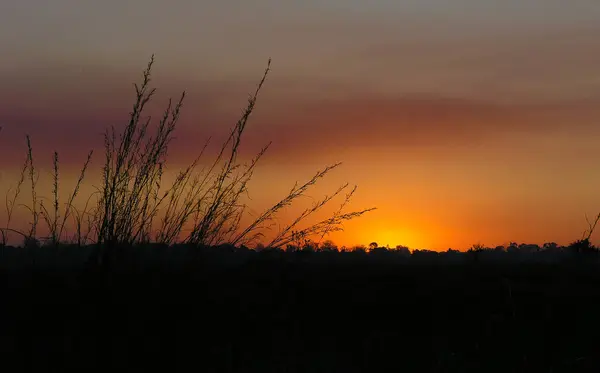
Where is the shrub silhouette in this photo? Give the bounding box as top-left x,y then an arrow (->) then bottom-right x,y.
0,56 -> 375,258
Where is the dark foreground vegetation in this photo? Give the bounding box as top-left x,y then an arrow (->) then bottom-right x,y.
3,243 -> 600,372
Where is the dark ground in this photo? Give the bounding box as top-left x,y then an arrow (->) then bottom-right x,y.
2,245 -> 600,372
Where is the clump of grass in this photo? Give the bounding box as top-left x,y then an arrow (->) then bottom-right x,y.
38,150 -> 93,246
1,56 -> 375,254
89,55 -> 374,252
2,133 -> 29,245
1,134 -> 94,247
95,55 -> 185,247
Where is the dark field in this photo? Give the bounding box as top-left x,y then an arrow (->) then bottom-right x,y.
2,245 -> 600,372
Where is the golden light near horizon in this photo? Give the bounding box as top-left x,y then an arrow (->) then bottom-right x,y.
372,230 -> 404,249
372,227 -> 425,249
333,219 -> 426,250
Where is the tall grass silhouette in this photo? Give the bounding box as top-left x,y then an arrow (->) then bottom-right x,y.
0,56 -> 375,258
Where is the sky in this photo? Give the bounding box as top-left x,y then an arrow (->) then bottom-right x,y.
1,0 -> 600,249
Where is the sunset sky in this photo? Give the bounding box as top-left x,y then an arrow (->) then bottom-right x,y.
1,1 -> 600,249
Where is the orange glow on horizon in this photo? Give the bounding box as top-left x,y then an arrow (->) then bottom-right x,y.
0,148 -> 592,251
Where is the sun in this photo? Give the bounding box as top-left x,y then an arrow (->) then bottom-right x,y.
369,228 -> 419,249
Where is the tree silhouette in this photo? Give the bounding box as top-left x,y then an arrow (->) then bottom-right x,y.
320,239 -> 338,252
